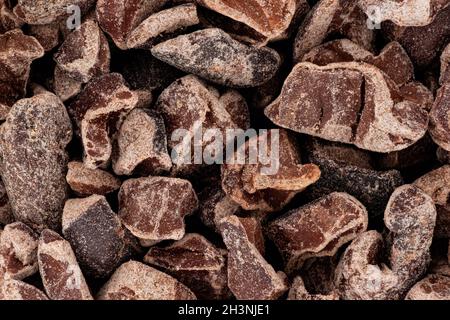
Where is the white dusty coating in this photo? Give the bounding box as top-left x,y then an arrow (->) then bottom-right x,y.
112,109 -> 172,176
97,260 -> 196,300
118,176 -> 198,241
197,0 -> 297,39
66,161 -> 121,196
151,28 -> 281,87
440,43 -> 450,84
126,4 -> 200,49
430,81 -> 450,151
0,222 -> 39,280
413,165 -> 450,206
62,195 -> 105,231
0,279 -> 48,300
53,66 -> 83,102
38,229 -> 93,300
265,61 -> 429,153
219,215 -> 287,300
28,23 -> 61,52
358,0 -> 450,27
405,274 -> 450,300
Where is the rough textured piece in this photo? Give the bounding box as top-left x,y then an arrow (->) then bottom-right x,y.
0,29 -> 44,120
28,23 -> 61,52
0,279 -> 48,300
66,161 -> 121,196
62,195 -> 140,279
13,0 -> 95,25
440,43 -> 450,85
0,1 -> 23,34
304,138 -> 404,216
358,0 -> 450,26
221,129 -> 321,212
144,233 -> 229,299
0,222 -> 38,280
151,28 -> 281,87
68,73 -> 139,169
196,0 -> 297,40
265,62 -> 429,153
405,274 -> 450,300
267,192 -> 368,273
237,216 -> 265,256
288,276 -> 339,300
54,19 -> 110,83
219,215 -> 287,300
97,260 -> 196,300
0,93 -> 72,231
53,66 -> 83,102
293,0 -> 374,62
0,179 -> 13,225
430,82 -> 450,151
96,0 -> 168,49
113,109 -> 172,176
38,229 -> 93,300
127,4 -> 200,49
119,177 -> 198,241
413,165 -> 450,206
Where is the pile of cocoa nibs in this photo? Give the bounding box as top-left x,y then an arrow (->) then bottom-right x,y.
0,0 -> 450,301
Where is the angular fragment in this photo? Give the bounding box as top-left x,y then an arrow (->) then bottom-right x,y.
68,73 -> 139,169
0,179 -> 13,225
265,62 -> 429,153
222,129 -> 321,212
113,109 -> 172,176
219,215 -> 287,300
54,19 -> 110,83
334,231 -> 400,300
0,1 -> 23,33
62,195 -> 140,278
53,66 -> 82,102
28,23 -> 61,52
38,229 -> 93,300
0,29 -> 44,120
405,274 -> 450,300
267,192 -> 368,273
119,177 -> 198,241
156,75 -> 250,174
304,138 -> 404,216
293,0 -> 374,62
152,28 -> 281,87
144,233 -> 229,299
288,276 -> 339,300
383,5 -> 450,67
430,83 -> 450,151
236,216 -> 265,256
384,185 -> 436,288
413,165 -> 450,206
66,161 -> 121,197
97,260 -> 196,300
358,0 -> 450,26
127,4 -> 200,49
96,0 -> 168,50
440,43 -> 450,84
0,279 -> 48,300
198,186 -> 240,233
13,0 -> 95,25
196,0 -> 297,40
0,222 -> 38,280
0,93 -> 72,231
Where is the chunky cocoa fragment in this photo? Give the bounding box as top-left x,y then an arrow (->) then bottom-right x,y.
219,215 -> 287,300
96,0 -> 168,50
54,19 -> 110,83
265,62 -> 429,153
97,260 -> 196,300
413,165 -> 450,206
144,233 -> 229,299
0,93 -> 72,231
127,4 -> 200,49
221,130 -> 321,212
62,195 -> 139,278
0,1 -> 23,34
0,29 -> 44,120
151,28 -> 281,87
304,138 -> 404,215
28,23 -> 61,52
66,161 -> 121,196
293,0 -> 374,62
238,216 -> 265,256
0,279 -> 48,300
68,73 -> 139,169
288,276 -> 339,300
38,229 -> 92,300
118,177 -> 198,241
430,82 -> 450,151
196,0 -> 297,40
0,222 -> 38,280
405,274 -> 450,300
440,43 -> 450,84
113,109 -> 172,176
268,192 -> 368,273
53,66 -> 83,102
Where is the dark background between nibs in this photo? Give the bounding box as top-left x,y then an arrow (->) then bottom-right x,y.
13,0 -> 448,299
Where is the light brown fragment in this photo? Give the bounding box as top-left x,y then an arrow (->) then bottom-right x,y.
413,165 -> 450,206
405,274 -> 450,300
0,279 -> 48,300
28,23 -> 61,51
430,83 -> 450,151
53,66 -> 82,102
